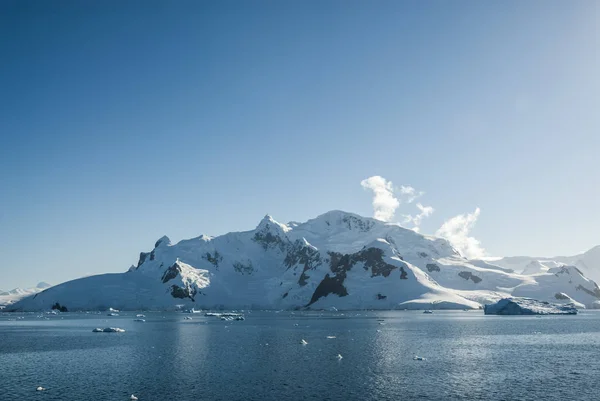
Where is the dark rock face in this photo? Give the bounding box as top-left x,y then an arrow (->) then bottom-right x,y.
418,252 -> 428,258
576,284 -> 600,298
137,252 -> 150,268
284,241 -> 323,287
340,215 -> 375,232
555,293 -> 570,300
51,302 -> 68,312
149,250 -> 156,261
161,263 -> 181,283
233,261 -> 254,275
202,251 -> 223,270
426,263 -> 440,272
170,285 -> 196,301
307,273 -> 348,306
252,225 -> 288,252
307,247 -> 408,306
458,271 -> 482,284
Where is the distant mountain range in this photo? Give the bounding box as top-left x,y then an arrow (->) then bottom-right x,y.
491,246 -> 600,283
7,211 -> 600,311
0,282 -> 51,308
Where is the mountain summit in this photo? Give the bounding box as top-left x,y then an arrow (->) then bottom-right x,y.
9,211 -> 600,311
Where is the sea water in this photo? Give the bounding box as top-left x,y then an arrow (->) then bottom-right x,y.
1,310 -> 599,400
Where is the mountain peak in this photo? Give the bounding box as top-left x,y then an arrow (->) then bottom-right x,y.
256,214 -> 290,233
36,282 -> 51,289
307,210 -> 378,232
155,235 -> 171,248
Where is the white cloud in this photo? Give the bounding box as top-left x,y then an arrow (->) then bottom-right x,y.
402,203 -> 435,231
435,207 -> 486,259
360,176 -> 400,222
398,185 -> 423,203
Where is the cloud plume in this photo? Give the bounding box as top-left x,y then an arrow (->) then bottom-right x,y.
360,176 -> 400,222
402,203 -> 435,232
435,207 -> 485,259
399,185 -> 423,203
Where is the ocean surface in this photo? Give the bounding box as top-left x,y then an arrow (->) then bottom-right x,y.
1,310 -> 599,401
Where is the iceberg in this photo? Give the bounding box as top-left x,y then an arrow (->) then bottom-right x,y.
484,297 -> 578,315
93,327 -> 126,333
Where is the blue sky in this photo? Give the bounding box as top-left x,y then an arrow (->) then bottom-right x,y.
1,1 -> 598,289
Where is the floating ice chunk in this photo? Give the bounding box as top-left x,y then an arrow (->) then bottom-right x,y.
131,395 -> 138,400
108,308 -> 119,312
413,356 -> 426,361
184,316 -> 192,320
136,314 -> 145,318
336,354 -> 343,360
107,313 -> 119,316
328,307 -> 338,312
93,327 -> 125,333
134,319 -> 145,322
423,310 -> 433,314
36,386 -> 45,391
300,339 -> 308,345
326,336 -> 336,339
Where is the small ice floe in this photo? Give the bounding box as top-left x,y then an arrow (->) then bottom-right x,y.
130,395 -> 138,400
235,316 -> 245,321
423,310 -> 434,314
326,336 -> 336,339
36,386 -> 46,391
413,356 -> 426,361
300,339 -> 308,345
108,308 -> 120,313
93,327 -> 125,333
107,313 -> 119,316
376,329 -> 381,333
184,316 -> 193,320
328,307 -> 338,312
379,322 -> 385,325
294,323 -> 299,327
336,354 -> 343,360
136,314 -> 145,318
133,319 -> 145,322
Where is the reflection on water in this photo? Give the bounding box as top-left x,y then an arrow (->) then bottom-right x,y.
1,311 -> 600,400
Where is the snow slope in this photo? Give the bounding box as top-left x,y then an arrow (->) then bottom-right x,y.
8,211 -> 600,311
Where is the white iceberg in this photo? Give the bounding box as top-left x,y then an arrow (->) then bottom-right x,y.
484,297 -> 578,315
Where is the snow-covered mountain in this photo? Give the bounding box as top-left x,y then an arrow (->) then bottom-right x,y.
8,211 -> 600,311
492,246 -> 600,283
0,282 -> 52,309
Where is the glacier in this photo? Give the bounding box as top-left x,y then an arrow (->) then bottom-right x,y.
7,211 -> 600,311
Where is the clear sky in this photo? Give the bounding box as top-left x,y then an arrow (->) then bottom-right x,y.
1,0 -> 598,289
